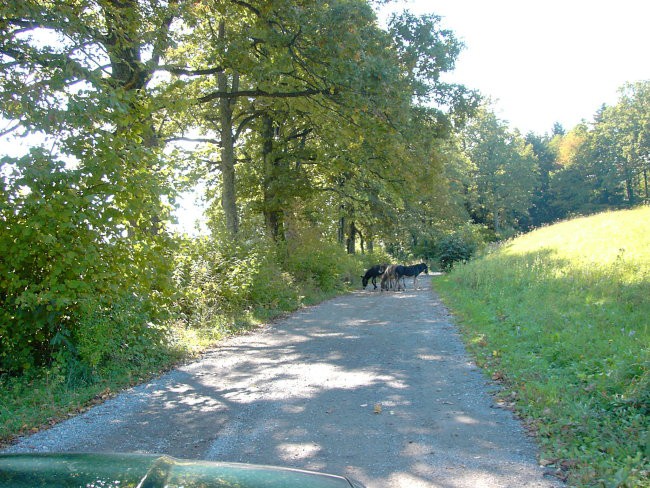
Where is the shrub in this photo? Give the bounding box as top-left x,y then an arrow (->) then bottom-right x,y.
284,235 -> 357,293
0,151 -> 175,374
435,224 -> 489,271
74,294 -> 170,375
173,235 -> 304,326
436,234 -> 475,271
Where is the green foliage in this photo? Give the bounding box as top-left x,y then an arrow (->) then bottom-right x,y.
74,295 -> 170,376
411,223 -> 490,271
460,81 -> 649,233
0,149 -> 175,375
358,249 -> 393,270
283,231 -> 360,294
0,0 -> 180,375
433,207 -> 650,486
460,106 -> 539,233
525,81 -> 650,226
173,235 -> 302,329
435,231 -> 479,271
0,153 -> 103,372
169,0 -> 477,250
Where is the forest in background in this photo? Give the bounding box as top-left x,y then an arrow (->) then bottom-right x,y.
1,1 -> 648,385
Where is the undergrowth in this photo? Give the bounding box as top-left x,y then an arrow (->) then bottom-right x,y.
1,233 -> 365,447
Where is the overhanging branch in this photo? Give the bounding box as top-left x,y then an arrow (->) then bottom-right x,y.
197,87 -> 328,103
165,136 -> 221,145
156,65 -> 225,77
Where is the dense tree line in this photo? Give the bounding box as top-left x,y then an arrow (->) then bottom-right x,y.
0,0 -> 476,374
455,80 -> 649,237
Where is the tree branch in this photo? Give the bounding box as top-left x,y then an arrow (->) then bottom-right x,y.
0,122 -> 21,138
234,111 -> 263,141
156,64 -> 225,77
229,0 -> 261,17
148,0 -> 181,70
165,136 -> 221,145
197,87 -> 328,104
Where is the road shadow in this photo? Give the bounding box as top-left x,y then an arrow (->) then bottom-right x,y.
5,279 -> 562,488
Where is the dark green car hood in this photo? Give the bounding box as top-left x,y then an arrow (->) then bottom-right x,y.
0,453 -> 364,488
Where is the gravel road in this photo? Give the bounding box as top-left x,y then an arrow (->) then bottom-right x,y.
5,277 -> 563,488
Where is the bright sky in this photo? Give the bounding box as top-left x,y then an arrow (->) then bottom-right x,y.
385,0 -> 650,134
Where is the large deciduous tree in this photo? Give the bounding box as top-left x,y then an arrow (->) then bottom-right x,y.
461,107 -> 538,234
170,1 -> 477,250
0,0 -> 184,372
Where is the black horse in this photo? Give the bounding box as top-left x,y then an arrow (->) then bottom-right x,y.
395,263 -> 429,290
361,264 -> 387,289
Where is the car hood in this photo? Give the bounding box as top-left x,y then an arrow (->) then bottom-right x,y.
0,453 -> 364,488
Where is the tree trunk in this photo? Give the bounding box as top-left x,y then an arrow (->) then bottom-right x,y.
493,207 -> 501,234
262,114 -> 283,240
346,220 -> 356,254
104,0 -> 162,235
624,165 -> 635,205
218,22 -> 239,235
338,216 -> 345,246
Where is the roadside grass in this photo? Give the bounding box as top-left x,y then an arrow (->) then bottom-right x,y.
433,207 -> 650,487
0,348 -> 183,446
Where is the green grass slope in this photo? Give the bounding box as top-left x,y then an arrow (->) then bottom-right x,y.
433,207 -> 649,487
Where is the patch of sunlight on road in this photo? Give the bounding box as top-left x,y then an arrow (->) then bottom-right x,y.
266,362 -> 408,401
277,442 -> 322,463
386,469 -> 510,488
454,414 -> 480,425
388,471 -> 437,487
417,354 -> 445,361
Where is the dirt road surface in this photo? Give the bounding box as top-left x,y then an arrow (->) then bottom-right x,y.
5,277 -> 562,487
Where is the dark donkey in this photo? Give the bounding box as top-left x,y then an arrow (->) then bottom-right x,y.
395,263 -> 429,290
362,264 -> 387,289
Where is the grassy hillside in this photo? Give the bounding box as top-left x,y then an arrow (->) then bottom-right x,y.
433,207 -> 649,487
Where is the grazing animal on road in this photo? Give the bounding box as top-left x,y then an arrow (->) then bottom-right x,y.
381,264 -> 401,291
362,264 -> 387,289
395,263 -> 429,290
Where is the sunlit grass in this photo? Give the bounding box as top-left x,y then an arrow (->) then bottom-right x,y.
434,206 -> 649,487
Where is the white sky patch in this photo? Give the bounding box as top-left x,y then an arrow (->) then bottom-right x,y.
384,0 -> 650,134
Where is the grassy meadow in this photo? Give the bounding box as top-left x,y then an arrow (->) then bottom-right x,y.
433,207 -> 650,487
